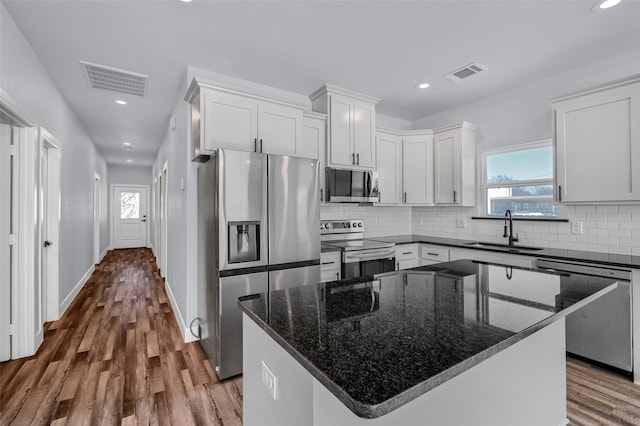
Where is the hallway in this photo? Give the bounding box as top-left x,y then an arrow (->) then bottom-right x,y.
0,249 -> 242,425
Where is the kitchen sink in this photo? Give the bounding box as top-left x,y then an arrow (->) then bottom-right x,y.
464,241 -> 544,252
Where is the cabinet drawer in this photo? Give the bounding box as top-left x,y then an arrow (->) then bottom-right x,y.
321,251 -> 341,283
395,244 -> 419,261
397,259 -> 420,271
421,245 -> 449,263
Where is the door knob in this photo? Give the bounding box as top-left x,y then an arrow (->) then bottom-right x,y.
44,240 -> 52,247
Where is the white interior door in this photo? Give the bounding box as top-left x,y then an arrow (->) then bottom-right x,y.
0,124 -> 13,362
160,166 -> 167,276
112,185 -> 148,249
41,131 -> 61,323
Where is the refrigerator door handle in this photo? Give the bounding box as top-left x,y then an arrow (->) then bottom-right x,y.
254,138 -> 257,153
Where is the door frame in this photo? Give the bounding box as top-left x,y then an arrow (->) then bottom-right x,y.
110,184 -> 150,249
39,128 -> 61,323
159,162 -> 168,277
93,173 -> 101,264
1,88 -> 40,359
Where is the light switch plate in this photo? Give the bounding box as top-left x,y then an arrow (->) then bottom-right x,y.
261,360 -> 278,400
456,218 -> 467,229
571,221 -> 584,234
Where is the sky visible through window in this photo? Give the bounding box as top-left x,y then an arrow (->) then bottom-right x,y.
487,146 -> 552,182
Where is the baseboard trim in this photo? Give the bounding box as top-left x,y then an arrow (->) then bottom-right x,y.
164,278 -> 197,344
98,246 -> 109,263
60,263 -> 95,317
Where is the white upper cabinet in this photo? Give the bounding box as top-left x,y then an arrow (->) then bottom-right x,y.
551,75 -> 640,203
185,77 -> 308,161
403,131 -> 434,205
310,85 -> 379,170
302,112 -> 327,202
433,122 -> 477,206
376,130 -> 402,204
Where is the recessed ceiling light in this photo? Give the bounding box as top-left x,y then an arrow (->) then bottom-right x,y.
417,83 -> 430,89
123,142 -> 132,146
126,159 -> 133,163
116,100 -> 127,105
592,0 -> 621,11
181,0 -> 192,3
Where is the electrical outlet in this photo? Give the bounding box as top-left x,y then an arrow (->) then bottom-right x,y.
571,221 -> 584,235
261,360 -> 278,400
456,218 -> 467,229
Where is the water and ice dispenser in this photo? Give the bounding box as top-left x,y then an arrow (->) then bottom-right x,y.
228,221 -> 260,263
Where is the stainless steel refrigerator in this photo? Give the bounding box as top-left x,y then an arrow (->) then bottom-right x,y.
197,148 -> 320,380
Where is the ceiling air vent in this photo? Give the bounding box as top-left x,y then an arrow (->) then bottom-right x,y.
80,61 -> 148,97
444,62 -> 487,82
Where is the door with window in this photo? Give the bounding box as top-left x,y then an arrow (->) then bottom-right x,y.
113,185 -> 148,249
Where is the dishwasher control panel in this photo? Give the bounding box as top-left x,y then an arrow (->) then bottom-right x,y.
536,259 -> 631,280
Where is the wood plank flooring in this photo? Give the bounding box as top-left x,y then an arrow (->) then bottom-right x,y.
1,247 -> 640,425
0,248 -> 242,425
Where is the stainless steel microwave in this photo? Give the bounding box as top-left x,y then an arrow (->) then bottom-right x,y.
326,168 -> 379,203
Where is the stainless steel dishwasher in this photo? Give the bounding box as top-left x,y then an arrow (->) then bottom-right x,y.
536,258 -> 632,373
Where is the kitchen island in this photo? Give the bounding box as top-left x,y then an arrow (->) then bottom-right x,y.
238,260 -> 618,426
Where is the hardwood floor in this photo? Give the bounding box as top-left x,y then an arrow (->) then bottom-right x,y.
0,248 -> 242,425
1,247 -> 639,425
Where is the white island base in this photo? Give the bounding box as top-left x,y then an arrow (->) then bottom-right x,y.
243,315 -> 568,426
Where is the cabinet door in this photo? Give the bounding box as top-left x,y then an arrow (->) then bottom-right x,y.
329,94 -> 354,167
434,129 -> 460,204
258,102 -> 302,156
376,132 -> 402,204
402,135 -> 433,205
555,83 -> 640,202
353,101 -> 376,169
302,115 -> 326,202
203,91 -> 257,152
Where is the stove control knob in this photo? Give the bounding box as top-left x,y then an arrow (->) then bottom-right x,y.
325,223 -> 331,229
320,223 -> 325,230
346,223 -> 351,228
357,222 -> 363,227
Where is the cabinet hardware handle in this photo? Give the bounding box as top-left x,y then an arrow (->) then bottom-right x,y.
356,153 -> 360,165
404,192 -> 407,203
352,153 -> 356,165
254,138 -> 258,152
321,261 -> 335,265
320,188 -> 323,202
558,185 -> 562,202
402,252 -> 412,255
336,272 -> 339,280
397,262 -> 400,270
453,190 -> 457,203
378,191 -> 381,202
427,252 -> 439,256
260,139 -> 263,153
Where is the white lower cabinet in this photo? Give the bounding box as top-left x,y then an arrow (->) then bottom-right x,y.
320,251 -> 341,283
395,244 -> 420,270
420,244 -> 449,266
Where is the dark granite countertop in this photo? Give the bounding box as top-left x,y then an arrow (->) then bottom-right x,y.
238,259 -> 618,419
369,234 -> 640,269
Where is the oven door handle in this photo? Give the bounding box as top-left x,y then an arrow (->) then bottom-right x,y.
344,250 -> 395,262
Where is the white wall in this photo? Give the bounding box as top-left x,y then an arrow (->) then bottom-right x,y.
408,49 -> 640,255
1,4 -> 109,307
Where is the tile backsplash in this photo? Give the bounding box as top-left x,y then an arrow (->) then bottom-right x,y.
323,204 -> 640,256
320,205 -> 412,237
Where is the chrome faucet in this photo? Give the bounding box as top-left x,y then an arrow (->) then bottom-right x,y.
503,209 -> 519,246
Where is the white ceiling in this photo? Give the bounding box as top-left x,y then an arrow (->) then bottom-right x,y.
3,0 -> 640,166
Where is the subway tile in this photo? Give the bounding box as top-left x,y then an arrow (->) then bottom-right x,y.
595,236 -> 619,246
586,228 -> 607,237
558,234 -> 577,243
619,205 -> 640,213
596,221 -> 619,230
607,213 -> 631,222
608,246 -> 632,255
567,242 -> 588,251
596,205 -> 619,213
575,205 -> 597,213
549,241 -> 568,250
587,244 -> 608,253
609,229 -> 633,238
620,238 -> 640,248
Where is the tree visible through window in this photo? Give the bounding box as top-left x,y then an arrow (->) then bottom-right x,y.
120,192 -> 140,219
482,141 -> 558,217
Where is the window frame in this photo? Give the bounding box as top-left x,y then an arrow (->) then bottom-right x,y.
480,139 -> 558,218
